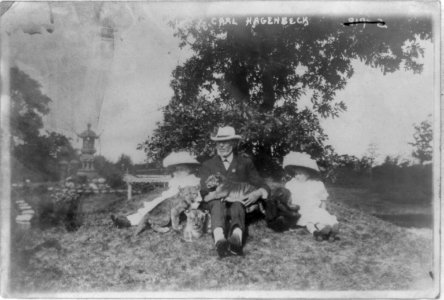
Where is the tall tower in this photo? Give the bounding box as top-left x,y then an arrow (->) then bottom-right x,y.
77,123 -> 99,178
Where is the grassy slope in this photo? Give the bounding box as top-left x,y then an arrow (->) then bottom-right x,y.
9,186 -> 434,294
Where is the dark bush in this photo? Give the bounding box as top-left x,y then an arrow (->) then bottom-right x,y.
37,189 -> 83,231
74,175 -> 88,185
321,154 -> 372,187
371,163 -> 432,204
105,173 -> 124,189
94,155 -> 125,189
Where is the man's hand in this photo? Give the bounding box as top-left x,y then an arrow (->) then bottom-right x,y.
204,191 -> 226,202
242,188 -> 268,207
204,191 -> 217,202
190,202 -> 201,209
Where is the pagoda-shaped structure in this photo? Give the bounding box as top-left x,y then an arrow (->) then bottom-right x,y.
76,123 -> 99,178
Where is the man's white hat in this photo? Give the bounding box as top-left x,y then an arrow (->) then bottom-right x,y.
210,126 -> 242,141
163,151 -> 200,168
282,151 -> 320,172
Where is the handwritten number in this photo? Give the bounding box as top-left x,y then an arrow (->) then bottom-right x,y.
377,18 -> 388,28
343,18 -> 387,28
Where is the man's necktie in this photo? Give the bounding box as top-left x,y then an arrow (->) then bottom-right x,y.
223,159 -> 229,170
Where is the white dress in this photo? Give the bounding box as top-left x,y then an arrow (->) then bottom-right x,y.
127,174 -> 201,226
285,178 -> 338,233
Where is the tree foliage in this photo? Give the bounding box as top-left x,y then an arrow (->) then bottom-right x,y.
140,16 -> 432,174
10,67 -> 51,144
10,67 -> 76,181
94,154 -> 134,188
321,152 -> 373,185
13,131 -> 77,180
372,155 -> 432,204
115,154 -> 134,173
93,155 -> 124,188
409,116 -> 433,164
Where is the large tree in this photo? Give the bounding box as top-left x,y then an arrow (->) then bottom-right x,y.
10,67 -> 51,145
11,67 -> 76,181
115,154 -> 134,173
139,16 -> 431,175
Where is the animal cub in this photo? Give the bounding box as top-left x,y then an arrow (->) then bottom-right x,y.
266,186 -> 301,232
205,173 -> 265,214
183,209 -> 209,242
135,185 -> 202,236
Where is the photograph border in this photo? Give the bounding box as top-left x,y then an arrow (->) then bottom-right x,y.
0,1 -> 441,298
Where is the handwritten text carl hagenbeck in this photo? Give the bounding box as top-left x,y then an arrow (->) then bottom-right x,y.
207,16 -> 310,27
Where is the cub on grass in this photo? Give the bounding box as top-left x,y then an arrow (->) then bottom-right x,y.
183,209 -> 209,242
134,185 -> 202,236
266,186 -> 301,232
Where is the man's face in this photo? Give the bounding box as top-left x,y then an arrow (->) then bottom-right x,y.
216,140 -> 235,158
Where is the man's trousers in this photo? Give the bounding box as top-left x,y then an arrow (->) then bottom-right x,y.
204,200 -> 245,236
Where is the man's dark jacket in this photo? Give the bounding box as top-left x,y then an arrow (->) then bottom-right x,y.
199,153 -> 296,232
199,153 -> 270,198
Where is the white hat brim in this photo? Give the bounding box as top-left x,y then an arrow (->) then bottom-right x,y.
162,151 -> 200,168
210,135 -> 242,141
282,152 -> 320,172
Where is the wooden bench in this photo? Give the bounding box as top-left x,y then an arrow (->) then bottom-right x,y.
123,174 -> 171,200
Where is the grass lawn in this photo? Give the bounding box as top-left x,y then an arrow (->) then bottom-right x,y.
8,186 -> 434,295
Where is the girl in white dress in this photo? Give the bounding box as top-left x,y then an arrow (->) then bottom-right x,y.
283,152 -> 339,242
112,151 -> 201,228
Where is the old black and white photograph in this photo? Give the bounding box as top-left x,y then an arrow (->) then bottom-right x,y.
0,1 -> 440,298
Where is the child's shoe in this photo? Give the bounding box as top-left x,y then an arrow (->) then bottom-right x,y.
267,216 -> 288,232
328,224 -> 340,242
319,225 -> 333,240
111,214 -> 131,228
313,230 -> 324,242
328,234 -> 340,242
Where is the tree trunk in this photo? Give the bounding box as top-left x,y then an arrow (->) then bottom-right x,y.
256,141 -> 275,176
261,66 -> 275,111
225,27 -> 250,103
227,65 -> 250,102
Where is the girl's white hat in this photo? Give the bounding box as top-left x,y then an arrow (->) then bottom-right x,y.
210,126 -> 242,141
162,151 -> 200,168
282,152 -> 320,172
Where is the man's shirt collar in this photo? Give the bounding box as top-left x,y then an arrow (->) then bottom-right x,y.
220,153 -> 233,163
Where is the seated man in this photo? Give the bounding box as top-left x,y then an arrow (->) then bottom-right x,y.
200,126 -> 270,258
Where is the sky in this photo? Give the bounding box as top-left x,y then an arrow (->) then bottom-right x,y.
2,1 -> 437,164
320,51 -> 434,163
